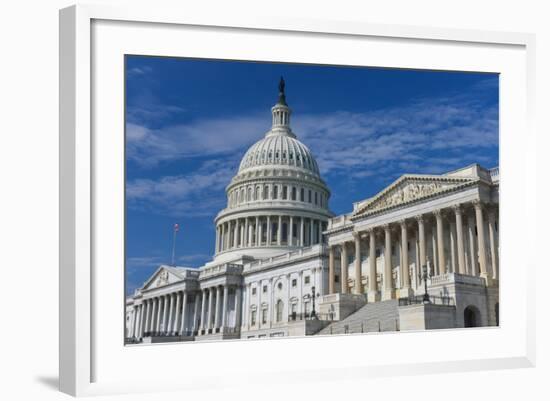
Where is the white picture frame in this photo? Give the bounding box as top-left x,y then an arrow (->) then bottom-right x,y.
59,4 -> 536,397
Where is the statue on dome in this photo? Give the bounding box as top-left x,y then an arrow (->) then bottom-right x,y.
277,76 -> 287,105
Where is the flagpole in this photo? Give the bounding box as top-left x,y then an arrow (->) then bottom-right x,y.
171,224 -> 178,266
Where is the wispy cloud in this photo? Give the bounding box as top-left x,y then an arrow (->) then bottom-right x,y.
126,78 -> 497,214
126,159 -> 236,217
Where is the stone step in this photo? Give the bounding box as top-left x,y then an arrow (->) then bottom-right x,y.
317,300 -> 399,335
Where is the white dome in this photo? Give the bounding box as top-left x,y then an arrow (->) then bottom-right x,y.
238,134 -> 320,176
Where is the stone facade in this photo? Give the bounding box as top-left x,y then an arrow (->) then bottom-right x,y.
126,82 -> 500,343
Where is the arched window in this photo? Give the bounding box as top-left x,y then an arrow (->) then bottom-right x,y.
314,192 -> 318,205
292,187 -> 296,200
276,300 -> 284,322
273,185 -> 278,199
300,188 -> 304,202
247,187 -> 252,202
282,186 -> 287,199
264,185 -> 269,200
255,186 -> 260,200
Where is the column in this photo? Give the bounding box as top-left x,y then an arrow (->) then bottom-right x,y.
248,219 -> 253,247
233,220 -> 238,248
368,230 -> 378,302
468,215 -> 478,276
135,305 -> 142,337
289,216 -> 294,246
255,216 -> 260,246
450,220 -> 457,273
474,200 -> 489,281
416,216 -> 427,270
193,292 -> 200,333
400,220 -> 412,296
182,291 -> 187,336
173,293 -> 181,334
167,293 -> 175,334
235,286 -> 242,328
200,289 -> 206,332
353,232 -> 363,295
131,306 -> 138,337
162,295 -> 169,334
208,287 -> 214,330
244,218 -> 249,247
150,298 -> 157,334
341,242 -> 348,294
434,210 -> 446,275
300,217 -> 304,247
328,245 -> 335,294
267,216 -> 272,244
488,208 -> 499,280
215,226 -> 220,253
383,224 -> 394,300
258,217 -> 263,246
156,296 -> 163,332
277,215 -> 282,245
222,285 -> 229,330
309,219 -> 314,245
214,286 -> 221,330
453,205 -> 467,274
142,300 -> 150,334
318,220 -> 323,245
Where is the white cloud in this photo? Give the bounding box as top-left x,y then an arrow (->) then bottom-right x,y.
126,78 -> 498,214
126,159 -> 235,217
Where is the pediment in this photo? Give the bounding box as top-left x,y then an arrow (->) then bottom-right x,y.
142,266 -> 184,290
353,175 -> 476,216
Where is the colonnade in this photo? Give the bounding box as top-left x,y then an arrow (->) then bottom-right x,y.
327,200 -> 499,301
129,284 -> 242,339
216,216 -> 326,253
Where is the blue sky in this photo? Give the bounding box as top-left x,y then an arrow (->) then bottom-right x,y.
125,55 -> 499,295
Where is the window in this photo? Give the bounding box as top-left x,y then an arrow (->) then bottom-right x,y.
292,187 -> 296,200
304,276 -> 310,284
300,188 -> 304,202
262,309 -> 267,324
376,249 -> 381,258
252,287 -> 257,295
264,185 -> 269,200
314,192 -> 318,205
273,186 -> 278,199
291,303 -> 297,313
282,186 -> 287,199
335,275 -> 340,283
277,282 -> 283,290
251,310 -> 256,325
263,285 -> 267,293
292,279 -> 297,287
276,300 -> 283,322
308,190 -> 312,203
304,302 -> 310,314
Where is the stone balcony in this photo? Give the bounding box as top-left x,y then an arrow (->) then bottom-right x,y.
199,263 -> 243,279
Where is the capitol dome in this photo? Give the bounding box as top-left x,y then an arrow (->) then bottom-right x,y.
212,78 -> 332,262
237,126 -> 320,176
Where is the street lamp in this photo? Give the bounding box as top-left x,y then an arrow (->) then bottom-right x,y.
422,264 -> 430,304
311,286 -> 318,319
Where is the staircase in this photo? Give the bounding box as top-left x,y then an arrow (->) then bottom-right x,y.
316,300 -> 400,335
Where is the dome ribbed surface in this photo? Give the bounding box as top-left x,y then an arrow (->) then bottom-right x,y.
238,134 -> 320,176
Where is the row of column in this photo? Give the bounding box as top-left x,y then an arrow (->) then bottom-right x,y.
216,216 -> 325,253
129,285 -> 242,339
327,200 -> 499,301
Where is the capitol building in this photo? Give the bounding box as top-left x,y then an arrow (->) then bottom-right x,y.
126,80 -> 500,343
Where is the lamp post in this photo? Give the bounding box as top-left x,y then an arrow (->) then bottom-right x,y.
311,286 -> 318,319
422,264 -> 430,304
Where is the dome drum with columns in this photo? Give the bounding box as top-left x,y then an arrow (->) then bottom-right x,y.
213,78 -> 332,262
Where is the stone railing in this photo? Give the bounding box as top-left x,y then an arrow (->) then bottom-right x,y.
489,166 -> 499,182
429,272 -> 485,287
200,263 -> 243,279
244,244 -> 325,272
328,214 -> 352,230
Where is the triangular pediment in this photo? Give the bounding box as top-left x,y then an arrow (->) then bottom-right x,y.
352,174 -> 476,217
142,265 -> 184,290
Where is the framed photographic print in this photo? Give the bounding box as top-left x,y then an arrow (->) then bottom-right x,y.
59,4 -> 536,397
